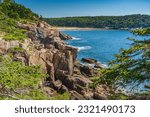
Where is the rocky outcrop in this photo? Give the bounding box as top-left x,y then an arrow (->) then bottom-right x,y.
145,84 -> 150,89
81,58 -> 97,64
81,57 -> 103,69
0,38 -> 20,54
59,32 -> 72,40
0,21 -> 112,100
79,64 -> 99,77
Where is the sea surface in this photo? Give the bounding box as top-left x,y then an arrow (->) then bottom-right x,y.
62,29 -> 132,65
62,29 -> 149,92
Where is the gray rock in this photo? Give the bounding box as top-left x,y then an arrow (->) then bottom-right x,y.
145,84 -> 150,89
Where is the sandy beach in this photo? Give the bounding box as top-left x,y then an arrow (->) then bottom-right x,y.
55,27 -> 107,31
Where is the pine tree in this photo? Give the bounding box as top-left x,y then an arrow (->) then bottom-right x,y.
3,0 -> 15,3
100,28 -> 150,89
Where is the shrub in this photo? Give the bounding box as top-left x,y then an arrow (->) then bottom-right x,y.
0,55 -> 47,99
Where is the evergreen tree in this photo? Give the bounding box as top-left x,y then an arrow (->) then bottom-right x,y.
45,15 -> 150,29
100,28 -> 150,89
3,0 -> 15,3
0,0 -> 38,20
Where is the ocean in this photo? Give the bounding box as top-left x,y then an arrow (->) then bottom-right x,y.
62,29 -> 149,92
63,29 -> 132,65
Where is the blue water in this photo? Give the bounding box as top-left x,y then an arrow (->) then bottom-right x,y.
62,29 -> 150,92
63,30 -> 132,64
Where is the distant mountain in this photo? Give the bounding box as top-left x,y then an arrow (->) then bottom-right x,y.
45,14 -> 150,29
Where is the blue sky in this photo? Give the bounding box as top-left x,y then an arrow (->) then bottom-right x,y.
15,0 -> 150,18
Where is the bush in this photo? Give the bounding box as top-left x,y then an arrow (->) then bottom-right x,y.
0,17 -> 27,41
0,1 -> 39,41
0,55 -> 47,99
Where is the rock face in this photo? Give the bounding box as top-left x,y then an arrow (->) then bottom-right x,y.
81,58 -> 97,64
79,64 -> 98,77
0,38 -> 20,54
81,57 -> 103,69
0,21 -> 111,100
59,32 -> 72,40
18,21 -> 78,81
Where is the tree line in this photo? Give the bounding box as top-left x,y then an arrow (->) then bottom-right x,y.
45,14 -> 150,29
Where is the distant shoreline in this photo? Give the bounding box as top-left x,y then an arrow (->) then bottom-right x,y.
55,27 -> 129,31
55,27 -> 109,31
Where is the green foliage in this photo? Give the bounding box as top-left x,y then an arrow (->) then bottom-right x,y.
132,28 -> 150,36
3,0 -> 15,3
0,0 -> 39,41
135,92 -> 150,97
0,1 -> 39,20
99,28 -> 150,89
89,76 -> 100,89
45,14 -> 150,29
3,29 -> 27,41
108,93 -> 129,100
51,93 -> 70,100
15,89 -> 49,100
0,55 -> 47,99
0,55 -> 45,89
8,46 -> 26,53
0,15 -> 27,41
0,1 -> 50,100
90,76 -> 100,82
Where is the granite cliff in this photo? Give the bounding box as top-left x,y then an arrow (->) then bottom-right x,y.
0,21 -> 112,99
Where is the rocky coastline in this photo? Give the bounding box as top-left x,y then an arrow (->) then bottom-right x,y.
0,21 -> 113,100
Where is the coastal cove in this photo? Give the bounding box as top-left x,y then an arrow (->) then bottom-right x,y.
62,29 -> 132,65
62,29 -> 150,93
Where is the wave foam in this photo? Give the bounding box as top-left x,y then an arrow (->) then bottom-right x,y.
72,37 -> 81,40
77,46 -> 92,51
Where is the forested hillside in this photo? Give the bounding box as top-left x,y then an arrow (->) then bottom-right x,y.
0,0 -> 39,41
0,0 -> 39,20
45,14 -> 150,29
